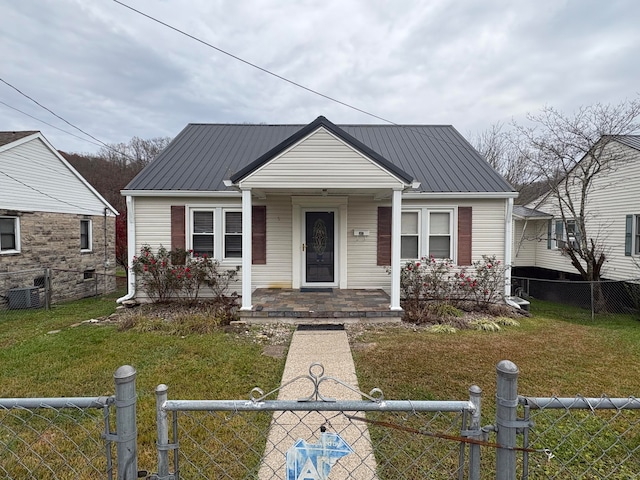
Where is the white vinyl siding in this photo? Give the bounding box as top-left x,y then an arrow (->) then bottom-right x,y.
0,216 -> 20,253
253,196 -> 292,289
80,219 -> 92,252
0,137 -> 111,215
238,127 -> 406,190
525,141 -> 640,280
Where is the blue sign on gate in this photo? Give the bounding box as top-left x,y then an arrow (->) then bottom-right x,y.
286,432 -> 353,480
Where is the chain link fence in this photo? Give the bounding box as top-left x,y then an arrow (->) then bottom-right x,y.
0,268 -> 119,312
520,396 -> 640,479
1,363 -> 640,479
512,276 -> 640,319
0,397 -> 116,479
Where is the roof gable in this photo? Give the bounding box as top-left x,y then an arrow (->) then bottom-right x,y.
0,132 -> 117,215
230,116 -> 413,185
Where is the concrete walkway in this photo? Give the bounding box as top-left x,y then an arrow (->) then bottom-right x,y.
259,327 -> 378,479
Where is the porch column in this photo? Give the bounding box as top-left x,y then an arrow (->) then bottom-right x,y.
390,189 -> 402,310
241,188 -> 253,310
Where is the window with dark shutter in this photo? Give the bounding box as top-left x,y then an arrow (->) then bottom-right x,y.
252,206 -> 267,265
377,206 -> 392,266
171,206 -> 186,253
457,207 -> 472,266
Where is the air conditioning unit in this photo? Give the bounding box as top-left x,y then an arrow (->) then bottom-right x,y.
8,287 -> 40,309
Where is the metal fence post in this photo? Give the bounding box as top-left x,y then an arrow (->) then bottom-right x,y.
156,384 -> 171,479
495,360 -> 519,480
468,384 -> 482,480
590,281 -> 595,320
114,365 -> 138,479
44,268 -> 51,310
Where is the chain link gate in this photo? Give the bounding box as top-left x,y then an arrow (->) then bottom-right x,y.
150,363 -> 483,479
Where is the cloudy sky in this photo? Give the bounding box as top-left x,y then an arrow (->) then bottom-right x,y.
2,0 -> 639,154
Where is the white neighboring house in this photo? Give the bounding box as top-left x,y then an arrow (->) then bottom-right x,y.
512,135 -> 640,281
0,131 -> 118,305
120,116 -> 518,310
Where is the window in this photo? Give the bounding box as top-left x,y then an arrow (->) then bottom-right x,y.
80,219 -> 92,251
224,211 -> 242,258
554,219 -> 579,250
400,212 -> 419,259
428,212 -> 451,259
192,210 -> 214,257
0,217 -> 19,253
398,209 -> 454,260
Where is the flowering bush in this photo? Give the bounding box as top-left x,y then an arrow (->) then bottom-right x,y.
397,254 -> 507,322
131,245 -> 237,304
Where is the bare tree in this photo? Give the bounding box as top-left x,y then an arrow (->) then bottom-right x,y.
97,136 -> 171,170
64,135 -> 172,270
515,99 -> 640,283
472,122 -> 534,189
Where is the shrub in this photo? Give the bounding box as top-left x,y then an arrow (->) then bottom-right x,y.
397,254 -> 508,322
131,245 -> 238,304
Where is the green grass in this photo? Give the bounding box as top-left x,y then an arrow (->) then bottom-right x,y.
352,299 -> 640,478
2,295 -> 639,478
0,290 -> 287,476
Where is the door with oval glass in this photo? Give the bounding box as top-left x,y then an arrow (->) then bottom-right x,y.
304,211 -> 335,285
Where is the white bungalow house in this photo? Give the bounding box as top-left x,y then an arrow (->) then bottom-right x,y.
512,135 -> 640,282
0,131 -> 118,305
120,116 -> 517,312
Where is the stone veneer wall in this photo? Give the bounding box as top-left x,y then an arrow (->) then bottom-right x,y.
0,209 -> 116,305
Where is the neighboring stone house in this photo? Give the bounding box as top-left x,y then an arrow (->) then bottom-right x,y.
0,131 -> 118,307
120,116 -> 517,310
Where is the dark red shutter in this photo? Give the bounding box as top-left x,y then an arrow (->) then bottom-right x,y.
171,206 -> 185,251
252,206 -> 266,265
377,206 -> 392,266
457,207 -> 472,266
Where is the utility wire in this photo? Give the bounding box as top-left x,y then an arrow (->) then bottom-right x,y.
0,100 -> 103,149
111,0 -> 487,158
0,77 -> 138,161
0,77 -> 114,149
112,0 -> 398,126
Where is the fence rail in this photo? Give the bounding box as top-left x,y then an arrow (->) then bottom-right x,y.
1,363 -> 639,479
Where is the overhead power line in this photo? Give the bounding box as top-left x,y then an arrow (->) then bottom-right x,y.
111,0 -> 486,158
0,100 -> 103,149
0,77 -> 138,161
112,0 -> 397,125
0,77 -> 115,150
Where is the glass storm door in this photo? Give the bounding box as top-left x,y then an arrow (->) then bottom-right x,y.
304,211 -> 335,284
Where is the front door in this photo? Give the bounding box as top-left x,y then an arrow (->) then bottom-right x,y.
304,211 -> 335,285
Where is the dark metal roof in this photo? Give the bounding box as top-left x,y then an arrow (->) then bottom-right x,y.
512,205 -> 552,219
125,117 -> 514,193
614,135 -> 640,151
0,131 -> 38,147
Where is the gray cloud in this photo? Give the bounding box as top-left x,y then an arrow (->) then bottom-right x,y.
1,0 -> 638,154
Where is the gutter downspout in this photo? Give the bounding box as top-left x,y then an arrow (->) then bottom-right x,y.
504,197 -> 514,297
117,195 -> 136,304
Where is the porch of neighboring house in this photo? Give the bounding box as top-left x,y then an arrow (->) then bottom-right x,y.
238,288 -> 404,323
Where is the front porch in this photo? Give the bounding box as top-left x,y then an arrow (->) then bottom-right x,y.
238,288 -> 404,323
